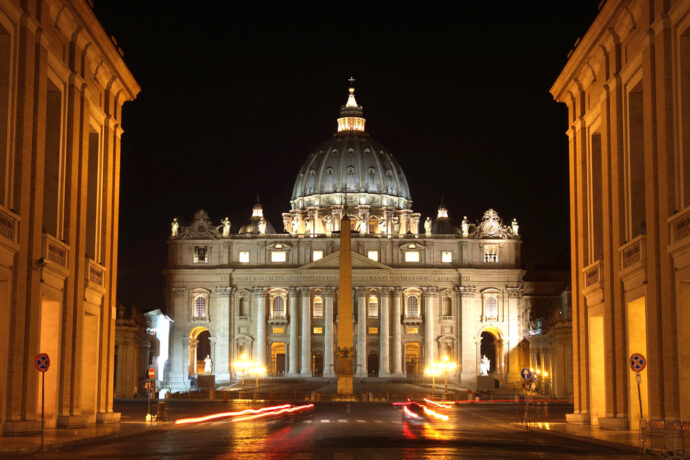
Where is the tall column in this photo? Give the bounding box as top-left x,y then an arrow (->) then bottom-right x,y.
300,287 -> 312,375
379,288 -> 392,377
423,287 -> 437,366
288,288 -> 299,376
253,288 -> 267,367
355,288 -> 367,377
392,288 -> 403,376
324,288 -> 335,377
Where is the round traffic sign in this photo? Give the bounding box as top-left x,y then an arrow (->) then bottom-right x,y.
630,353 -> 646,372
521,368 -> 532,380
34,353 -> 50,372
148,367 -> 155,379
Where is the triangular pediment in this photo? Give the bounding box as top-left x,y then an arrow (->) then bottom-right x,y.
300,250 -> 390,270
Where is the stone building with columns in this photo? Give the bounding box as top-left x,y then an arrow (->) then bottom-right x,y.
164,85 -> 545,392
0,0 -> 139,434
551,0 -> 690,429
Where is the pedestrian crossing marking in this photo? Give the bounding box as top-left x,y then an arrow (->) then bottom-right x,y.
338,419 -> 348,423
303,420 -> 312,424
356,419 -> 366,423
374,420 -> 384,423
320,419 -> 330,423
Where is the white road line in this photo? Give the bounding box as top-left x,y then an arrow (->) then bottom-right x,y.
338,419 -> 348,423
374,420 -> 384,423
303,420 -> 312,424
320,419 -> 330,423
356,419 -> 366,423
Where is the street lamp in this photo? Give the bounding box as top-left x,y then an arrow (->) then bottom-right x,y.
252,365 -> 267,393
436,356 -> 458,394
233,354 -> 253,391
424,366 -> 442,394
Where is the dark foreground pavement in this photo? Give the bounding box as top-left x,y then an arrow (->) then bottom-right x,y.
13,401 -> 641,459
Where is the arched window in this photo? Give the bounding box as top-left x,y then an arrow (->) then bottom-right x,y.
272,296 -> 285,318
194,296 -> 207,319
406,296 -> 419,317
312,296 -> 323,318
485,296 -> 498,321
442,297 -> 452,317
368,296 -> 378,317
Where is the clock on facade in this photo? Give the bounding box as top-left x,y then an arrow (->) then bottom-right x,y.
483,221 -> 499,236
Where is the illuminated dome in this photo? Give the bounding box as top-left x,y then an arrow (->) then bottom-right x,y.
290,83 -> 412,211
238,199 -> 276,235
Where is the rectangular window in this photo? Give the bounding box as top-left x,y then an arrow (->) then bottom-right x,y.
406,326 -> 419,334
367,250 -> 379,261
271,251 -> 286,263
313,327 -> 323,334
483,245 -> 498,263
368,327 -> 379,335
239,251 -> 249,263
404,251 -> 420,262
312,250 -> 323,261
272,327 -> 284,334
441,251 -> 452,263
194,246 -> 208,263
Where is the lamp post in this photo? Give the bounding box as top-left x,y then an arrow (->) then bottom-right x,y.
233,354 -> 253,391
252,365 -> 267,398
424,366 -> 442,394
436,356 -> 458,395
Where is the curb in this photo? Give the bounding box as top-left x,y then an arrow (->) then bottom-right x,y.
510,423 -> 641,454
1,421 -> 174,455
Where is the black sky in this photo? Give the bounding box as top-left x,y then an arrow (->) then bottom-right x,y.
92,1 -> 601,309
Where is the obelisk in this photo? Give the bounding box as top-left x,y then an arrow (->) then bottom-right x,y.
336,211 -> 354,397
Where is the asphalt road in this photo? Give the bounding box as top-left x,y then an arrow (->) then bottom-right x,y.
26,401 -> 641,459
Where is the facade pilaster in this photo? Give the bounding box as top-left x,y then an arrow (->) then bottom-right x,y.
355,288 -> 367,377
391,288 -> 403,376
252,288 -> 267,367
379,287 -> 392,377
288,288 -> 300,375
423,287 -> 438,366
323,288 -> 335,377
300,287 -> 312,375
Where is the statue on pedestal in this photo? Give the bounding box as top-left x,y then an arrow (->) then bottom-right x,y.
479,355 -> 490,376
220,217 -> 231,237
204,355 -> 213,374
171,218 -> 179,238
511,218 -> 519,237
461,216 -> 469,238
424,217 -> 432,235
258,218 -> 267,235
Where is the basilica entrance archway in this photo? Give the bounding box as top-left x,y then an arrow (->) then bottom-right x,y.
480,330 -> 501,374
188,327 -> 211,376
367,353 -> 379,377
312,352 -> 323,377
271,342 -> 286,376
405,342 -> 420,377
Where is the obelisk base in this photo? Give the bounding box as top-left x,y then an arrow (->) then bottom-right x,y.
336,353 -> 355,399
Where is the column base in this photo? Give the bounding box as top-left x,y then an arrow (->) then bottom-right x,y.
57,415 -> 87,428
378,371 -> 391,378
286,372 -> 301,378
323,371 -> 336,378
565,412 -> 590,425
300,372 -> 312,377
598,416 -> 629,430
3,420 -> 41,435
355,371 -> 367,378
97,412 -> 121,423
391,371 -> 404,377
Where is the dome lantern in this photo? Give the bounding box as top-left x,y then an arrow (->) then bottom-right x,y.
337,77 -> 366,133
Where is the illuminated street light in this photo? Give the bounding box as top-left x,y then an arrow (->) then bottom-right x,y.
251,365 -> 267,398
424,366 -> 442,394
233,354 -> 254,391
435,356 -> 458,394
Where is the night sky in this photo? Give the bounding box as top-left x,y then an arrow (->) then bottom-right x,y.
92,1 -> 601,310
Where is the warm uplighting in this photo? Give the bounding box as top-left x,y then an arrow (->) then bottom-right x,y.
233,354 -> 254,390
427,356 -> 459,394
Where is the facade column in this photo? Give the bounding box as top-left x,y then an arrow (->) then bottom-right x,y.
379,288 -> 392,377
324,288 -> 335,377
392,288 -> 403,376
355,288 -> 367,377
288,288 -> 299,376
300,287 -> 312,375
214,287 -> 232,382
253,288 -> 267,367
423,287 -> 438,366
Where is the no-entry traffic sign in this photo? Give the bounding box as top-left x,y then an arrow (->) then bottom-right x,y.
34,353 -> 50,372
630,353 -> 647,372
148,367 -> 155,379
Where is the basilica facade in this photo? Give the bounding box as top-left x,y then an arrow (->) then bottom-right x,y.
164,85 -> 534,391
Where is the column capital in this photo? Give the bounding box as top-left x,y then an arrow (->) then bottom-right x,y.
393,287 -> 404,295
288,287 -> 300,296
355,287 -> 368,297
251,287 -> 267,297
506,286 -> 523,298
322,287 -> 336,296
380,287 -> 394,295
422,286 -> 439,296
298,286 -> 312,295
455,285 -> 477,297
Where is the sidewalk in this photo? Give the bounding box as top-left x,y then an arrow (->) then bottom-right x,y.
513,421 -> 641,453
0,420 -> 170,455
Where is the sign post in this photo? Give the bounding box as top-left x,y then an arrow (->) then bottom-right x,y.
520,368 -> 533,428
630,353 -> 646,427
147,368 -> 155,422
34,353 -> 50,450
